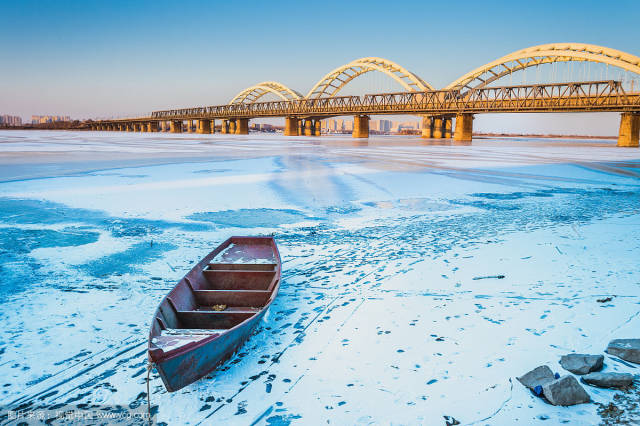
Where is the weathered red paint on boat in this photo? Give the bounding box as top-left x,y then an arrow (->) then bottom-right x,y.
147,236 -> 281,392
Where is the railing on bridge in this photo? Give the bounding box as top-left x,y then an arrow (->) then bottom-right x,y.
144,80 -> 639,121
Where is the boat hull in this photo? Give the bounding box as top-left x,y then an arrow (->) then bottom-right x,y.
155,308 -> 267,392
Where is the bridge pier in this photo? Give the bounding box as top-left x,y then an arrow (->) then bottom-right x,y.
228,119 -> 236,134
433,117 -> 443,138
235,118 -> 249,134
617,113 -> 640,147
220,120 -> 227,134
170,120 -> 182,133
421,116 -> 433,138
197,119 -> 211,134
353,115 -> 369,138
314,119 -> 321,136
148,122 -> 158,132
454,113 -> 474,142
138,123 -> 145,132
210,120 -> 216,133
304,119 -> 314,136
444,118 -> 452,138
284,117 -> 299,136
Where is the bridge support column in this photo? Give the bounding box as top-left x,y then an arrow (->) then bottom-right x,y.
235,118 -> 249,134
444,118 -> 452,138
139,123 -> 145,132
220,120 -> 228,134
617,113 -> 640,147
170,120 -> 182,133
421,116 -> 433,138
197,119 -> 211,134
314,119 -> 322,136
304,119 -> 314,136
454,113 -> 474,142
353,115 -> 369,138
284,117 -> 299,136
209,120 -> 216,134
433,117 -> 443,138
127,123 -> 134,132
229,119 -> 236,134
148,122 -> 158,132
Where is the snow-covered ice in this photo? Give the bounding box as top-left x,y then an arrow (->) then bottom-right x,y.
0,130 -> 639,425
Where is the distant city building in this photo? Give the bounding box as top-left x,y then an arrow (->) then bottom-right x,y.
31,115 -> 71,124
391,120 -> 421,133
370,119 -> 392,132
0,115 -> 22,126
321,118 -> 421,134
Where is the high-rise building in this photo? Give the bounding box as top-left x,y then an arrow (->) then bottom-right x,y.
0,115 -> 22,126
31,115 -> 70,124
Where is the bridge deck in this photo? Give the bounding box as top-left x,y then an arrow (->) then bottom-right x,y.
98,81 -> 640,123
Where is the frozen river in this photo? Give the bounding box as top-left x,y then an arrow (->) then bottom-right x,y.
0,130 -> 639,425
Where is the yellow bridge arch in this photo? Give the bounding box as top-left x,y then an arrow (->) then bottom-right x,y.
230,81 -> 303,104
305,57 -> 433,99
445,43 -> 640,91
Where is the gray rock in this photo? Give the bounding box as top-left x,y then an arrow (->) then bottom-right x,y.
606,339 -> 640,364
517,365 -> 556,390
559,354 -> 604,375
542,375 -> 590,406
582,372 -> 634,389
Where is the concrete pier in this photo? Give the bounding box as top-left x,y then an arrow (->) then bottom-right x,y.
197,119 -> 211,134
314,119 -> 322,136
235,118 -> 249,134
220,120 -> 228,134
617,113 -> 640,147
170,121 -> 182,133
444,118 -> 452,138
421,116 -> 433,138
209,120 -> 216,134
454,113 -> 473,142
433,117 -> 443,138
228,120 -> 236,134
353,115 -> 369,138
304,119 -> 314,136
148,122 -> 158,132
284,117 -> 299,136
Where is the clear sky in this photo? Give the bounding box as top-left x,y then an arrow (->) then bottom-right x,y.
2,0 -> 639,134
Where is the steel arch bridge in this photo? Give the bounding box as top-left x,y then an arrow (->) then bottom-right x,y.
229,81 -> 303,104
445,43 -> 640,91
95,43 -> 640,147
229,57 -> 433,104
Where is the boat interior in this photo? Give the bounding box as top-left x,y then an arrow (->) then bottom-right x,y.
149,238 -> 279,355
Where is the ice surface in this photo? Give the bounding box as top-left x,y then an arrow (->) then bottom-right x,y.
0,131 -> 639,424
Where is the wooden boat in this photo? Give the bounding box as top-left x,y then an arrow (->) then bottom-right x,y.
148,236 -> 281,392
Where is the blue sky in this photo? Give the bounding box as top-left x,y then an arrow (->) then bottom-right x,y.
2,0 -> 639,134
